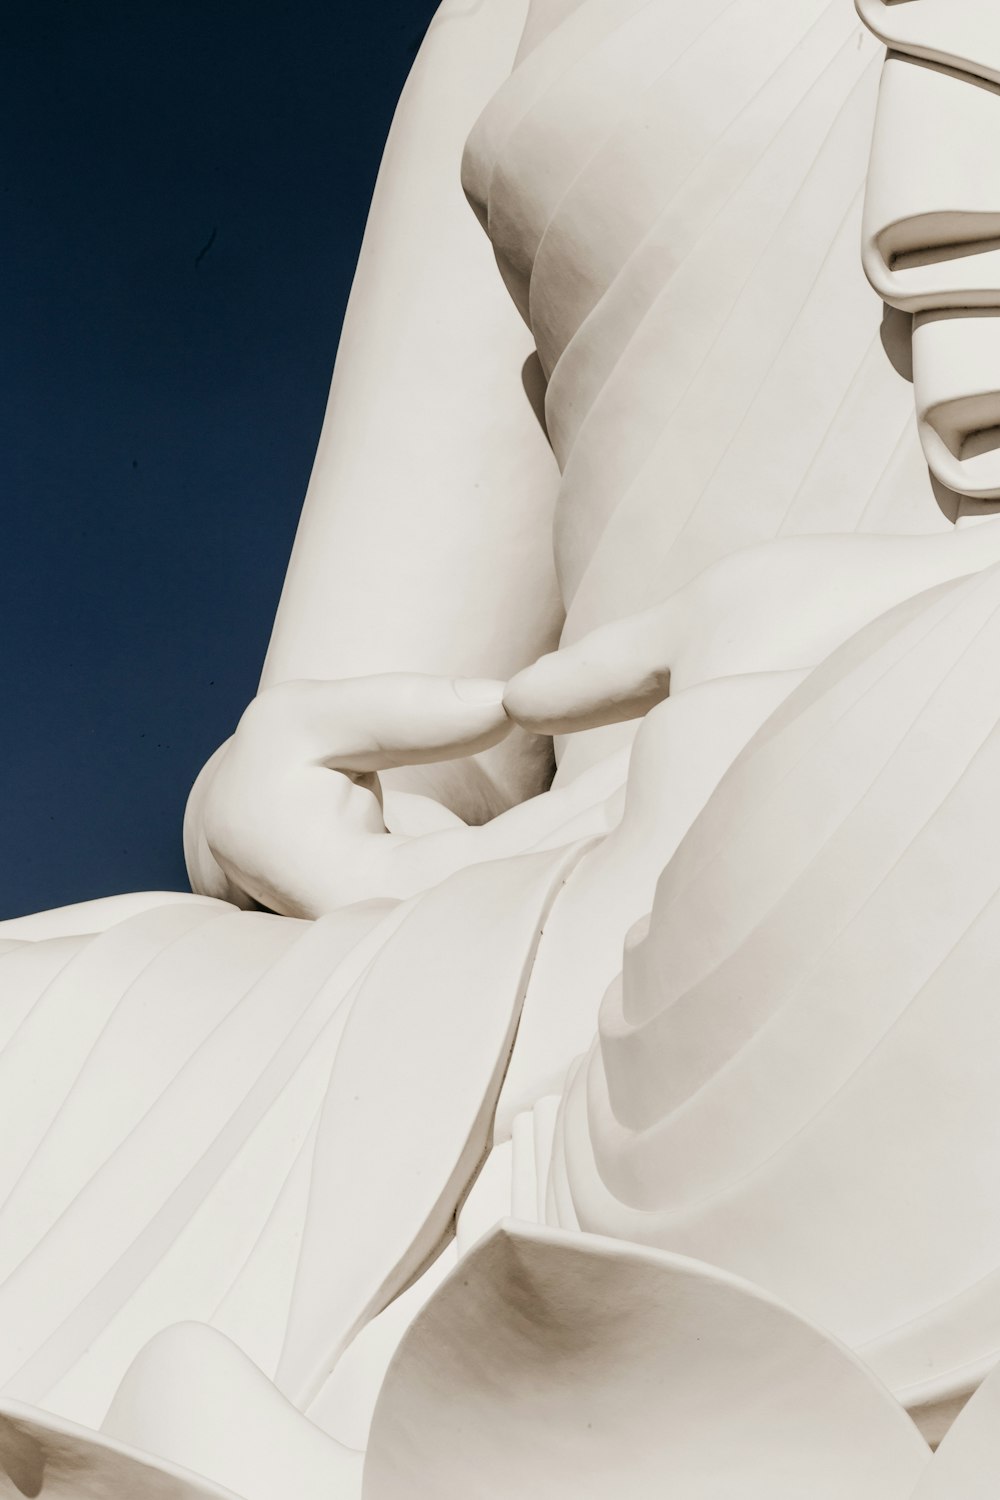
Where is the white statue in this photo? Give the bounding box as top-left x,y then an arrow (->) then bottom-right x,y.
3,1 -> 1000,1494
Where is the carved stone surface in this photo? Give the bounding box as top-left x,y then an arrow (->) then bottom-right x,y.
3,1 -> 1000,1493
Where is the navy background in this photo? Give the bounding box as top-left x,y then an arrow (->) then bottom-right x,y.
0,0 -> 439,917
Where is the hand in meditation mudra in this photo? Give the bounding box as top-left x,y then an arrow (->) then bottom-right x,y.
5,3 -> 1000,1497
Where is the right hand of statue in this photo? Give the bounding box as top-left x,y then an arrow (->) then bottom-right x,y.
185,674 -> 510,917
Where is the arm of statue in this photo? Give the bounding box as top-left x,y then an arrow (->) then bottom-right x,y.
505,524 -> 1000,734
255,0 -> 563,826
188,521 -> 1000,921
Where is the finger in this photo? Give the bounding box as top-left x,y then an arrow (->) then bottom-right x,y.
182,738 -> 256,906
503,606 -> 674,736
238,672 -> 512,773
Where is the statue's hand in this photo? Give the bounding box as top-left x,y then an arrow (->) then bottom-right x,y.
184,674 -> 510,917
503,603 -> 675,738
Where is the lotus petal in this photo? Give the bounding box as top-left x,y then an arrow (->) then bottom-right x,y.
362,1221 -> 929,1499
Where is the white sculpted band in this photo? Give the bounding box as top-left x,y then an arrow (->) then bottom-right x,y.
861,1 -> 1000,499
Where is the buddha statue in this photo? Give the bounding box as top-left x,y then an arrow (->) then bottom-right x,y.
4,1 -> 1000,1494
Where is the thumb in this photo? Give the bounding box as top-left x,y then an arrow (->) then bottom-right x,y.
503,604 -> 675,736
239,672 -> 512,773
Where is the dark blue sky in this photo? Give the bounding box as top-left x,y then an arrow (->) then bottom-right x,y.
0,0 -> 439,917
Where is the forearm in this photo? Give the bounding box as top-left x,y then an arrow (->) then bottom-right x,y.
261,0 -> 563,815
